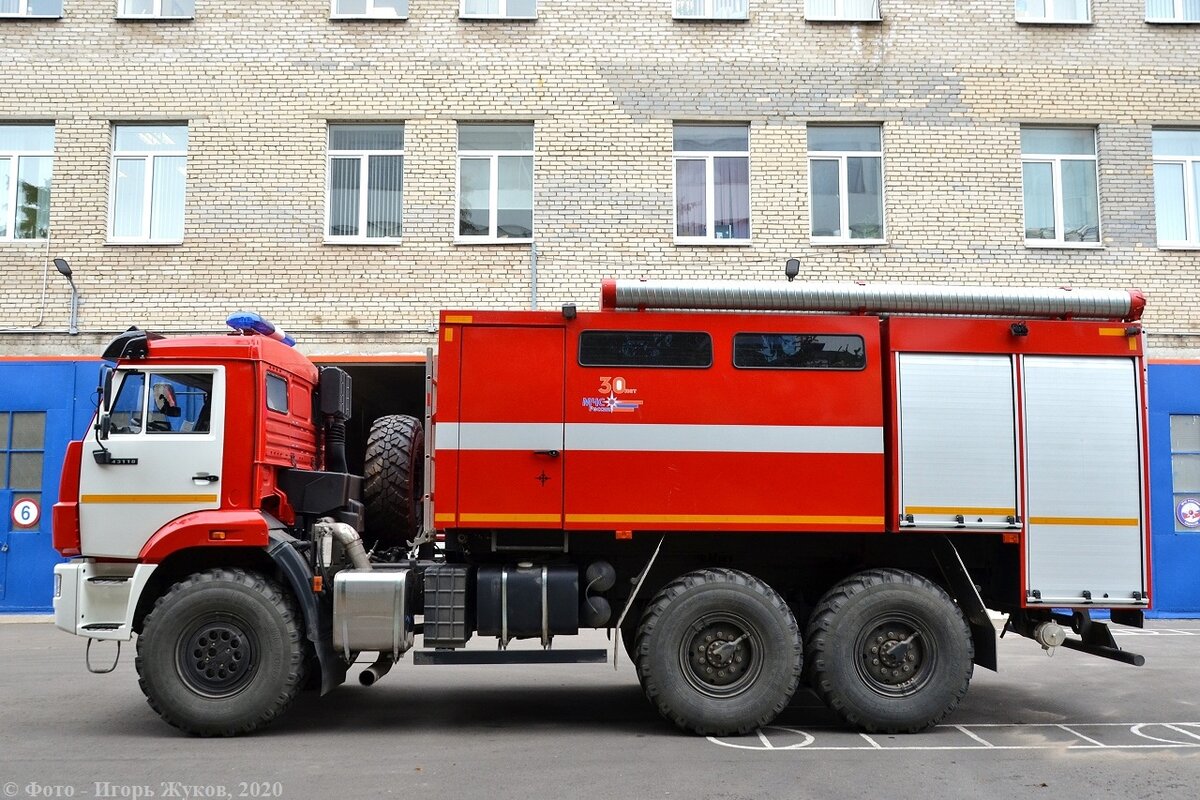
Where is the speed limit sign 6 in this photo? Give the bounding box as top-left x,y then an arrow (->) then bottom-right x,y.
12,499 -> 40,528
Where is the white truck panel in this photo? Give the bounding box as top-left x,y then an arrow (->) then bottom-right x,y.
1022,356 -> 1146,605
897,354 -> 1018,528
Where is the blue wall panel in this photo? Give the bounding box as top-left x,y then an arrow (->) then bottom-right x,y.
0,360 -> 98,612
1147,363 -> 1200,617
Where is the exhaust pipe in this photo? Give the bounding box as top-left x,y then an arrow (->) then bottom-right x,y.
317,518 -> 372,571
359,655 -> 394,686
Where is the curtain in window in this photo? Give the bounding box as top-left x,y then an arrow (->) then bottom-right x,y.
0,158 -> 8,237
843,0 -> 876,18
123,0 -> 154,14
1194,163 -> 1200,236
497,155 -> 533,238
164,0 -> 194,15
113,158 -> 146,238
846,157 -> 882,239
1154,163 -> 1186,242
15,155 -> 51,239
29,0 -> 63,13
714,156 -> 749,239
367,155 -> 403,238
1016,0 -> 1045,17
675,159 -> 706,238
150,156 -> 185,240
1060,160 -> 1099,242
1052,0 -> 1087,19
459,158 -> 490,236
810,159 -> 841,238
463,0 -> 501,14
506,0 -> 536,15
1146,0 -> 1174,17
0,1 -> 19,13
1186,0 -> 1200,20
1022,162 -> 1055,240
329,158 -> 360,237
808,0 -> 836,15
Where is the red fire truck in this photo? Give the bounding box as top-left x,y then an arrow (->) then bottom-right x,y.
52,279 -> 1151,737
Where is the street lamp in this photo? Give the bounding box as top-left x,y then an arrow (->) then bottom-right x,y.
53,258 -> 79,336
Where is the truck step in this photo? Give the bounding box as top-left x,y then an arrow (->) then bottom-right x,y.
412,648 -> 607,665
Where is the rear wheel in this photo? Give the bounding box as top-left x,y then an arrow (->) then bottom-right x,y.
135,569 -> 307,736
633,569 -> 802,736
806,569 -> 973,733
364,414 -> 425,550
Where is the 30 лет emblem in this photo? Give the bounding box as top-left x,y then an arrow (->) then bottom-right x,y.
582,376 -> 643,414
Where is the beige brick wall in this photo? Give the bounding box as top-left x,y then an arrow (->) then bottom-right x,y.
1,0 -> 1198,357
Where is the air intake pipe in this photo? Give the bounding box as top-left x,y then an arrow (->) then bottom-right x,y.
600,280 -> 1145,322
315,517 -> 371,571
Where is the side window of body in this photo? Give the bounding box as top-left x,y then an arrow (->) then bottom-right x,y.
109,371 -> 146,434
147,372 -> 214,434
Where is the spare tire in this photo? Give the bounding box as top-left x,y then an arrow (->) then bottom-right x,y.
363,414 -> 424,550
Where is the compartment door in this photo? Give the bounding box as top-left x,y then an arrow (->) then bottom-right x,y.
1023,356 -> 1147,606
897,354 -> 1018,528
455,326 -> 565,528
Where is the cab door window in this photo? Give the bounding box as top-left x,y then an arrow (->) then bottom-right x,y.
109,371 -> 146,434
147,373 -> 214,433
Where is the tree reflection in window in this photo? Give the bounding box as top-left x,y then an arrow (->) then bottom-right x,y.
733,333 -> 865,370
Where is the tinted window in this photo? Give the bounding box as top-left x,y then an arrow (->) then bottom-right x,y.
266,373 -> 289,413
733,333 -> 866,370
579,331 -> 712,368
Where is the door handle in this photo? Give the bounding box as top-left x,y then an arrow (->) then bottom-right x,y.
533,450 -> 560,458
193,473 -> 220,484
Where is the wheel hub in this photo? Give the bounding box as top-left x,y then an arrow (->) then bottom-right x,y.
678,613 -> 762,698
176,617 -> 257,698
856,618 -> 935,697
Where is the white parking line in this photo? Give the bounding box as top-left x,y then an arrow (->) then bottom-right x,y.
707,722 -> 1200,752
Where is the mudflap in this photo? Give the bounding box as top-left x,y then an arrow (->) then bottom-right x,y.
934,537 -> 998,672
267,531 -> 347,694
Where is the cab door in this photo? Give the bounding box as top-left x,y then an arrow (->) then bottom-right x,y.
78,367 -> 224,559
454,326 -> 565,528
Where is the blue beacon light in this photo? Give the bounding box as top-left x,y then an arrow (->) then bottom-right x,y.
226,311 -> 297,347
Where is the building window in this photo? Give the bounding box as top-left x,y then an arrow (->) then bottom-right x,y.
457,124 -> 533,242
806,0 -> 880,21
1021,127 -> 1099,246
327,124 -> 404,242
1147,0 -> 1200,21
109,124 -> 187,243
674,124 -> 750,244
0,124 -> 53,242
1153,129 -> 1200,247
460,0 -> 537,18
330,0 -> 408,18
674,0 -> 749,19
117,0 -> 194,17
1171,415 -> 1200,532
808,125 -> 884,244
1015,0 -> 1090,23
0,0 -> 62,17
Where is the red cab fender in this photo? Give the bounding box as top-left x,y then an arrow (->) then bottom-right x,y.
138,509 -> 271,564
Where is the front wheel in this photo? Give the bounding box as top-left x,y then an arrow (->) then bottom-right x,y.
633,569 -> 802,736
135,568 -> 308,736
806,568 -> 973,733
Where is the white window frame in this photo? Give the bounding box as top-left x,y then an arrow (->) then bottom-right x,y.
1146,0 -> 1200,22
1154,131 -> 1200,248
808,127 -> 886,245
1021,127 -> 1100,248
325,125 -> 405,244
1015,0 -> 1091,24
673,0 -> 750,20
805,0 -> 881,21
116,0 -> 193,19
455,128 -> 534,244
0,0 -> 63,18
0,125 -> 53,242
108,125 -> 187,245
672,127 -> 752,246
459,0 -> 537,19
329,0 -> 409,19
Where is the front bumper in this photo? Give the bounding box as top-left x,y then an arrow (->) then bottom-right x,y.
54,560 -> 159,641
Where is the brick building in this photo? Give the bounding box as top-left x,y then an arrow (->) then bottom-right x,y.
1,0 -> 1198,611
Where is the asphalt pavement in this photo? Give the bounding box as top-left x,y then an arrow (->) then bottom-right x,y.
2,618 -> 1199,800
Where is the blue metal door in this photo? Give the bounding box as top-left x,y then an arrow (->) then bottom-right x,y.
0,362 -> 85,611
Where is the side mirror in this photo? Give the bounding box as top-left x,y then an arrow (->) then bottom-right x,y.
101,366 -> 114,412
97,413 -> 112,441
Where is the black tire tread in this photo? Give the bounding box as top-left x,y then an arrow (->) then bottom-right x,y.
364,414 -> 424,548
805,568 -> 973,734
633,568 -> 803,736
135,568 -> 307,737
